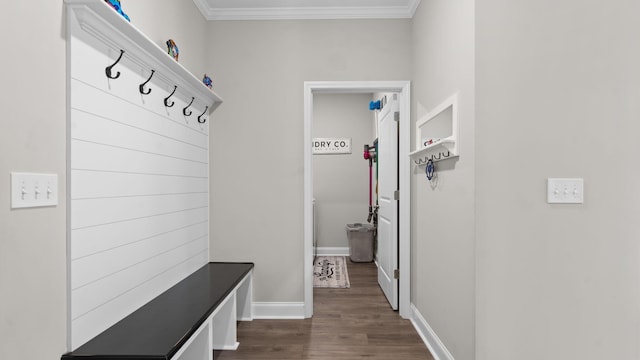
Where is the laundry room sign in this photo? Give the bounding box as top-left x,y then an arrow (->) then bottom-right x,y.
313,138 -> 352,155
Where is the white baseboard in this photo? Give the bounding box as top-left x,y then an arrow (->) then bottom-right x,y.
410,303 -> 455,360
252,302 -> 305,319
213,342 -> 239,351
316,247 -> 349,256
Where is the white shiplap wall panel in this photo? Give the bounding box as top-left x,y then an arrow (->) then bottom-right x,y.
67,1 -> 220,349
71,170 -> 209,199
70,250 -> 208,349
71,193 -> 208,231
71,139 -> 208,177
71,79 -> 209,148
70,207 -> 208,259
71,236 -> 208,320
71,109 -> 209,164
71,221 -> 209,289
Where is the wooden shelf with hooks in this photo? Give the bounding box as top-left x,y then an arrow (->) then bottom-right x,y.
65,0 -> 222,112
408,137 -> 457,165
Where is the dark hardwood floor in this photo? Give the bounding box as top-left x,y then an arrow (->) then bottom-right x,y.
215,259 -> 434,360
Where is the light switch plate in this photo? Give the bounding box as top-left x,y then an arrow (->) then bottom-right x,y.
11,172 -> 58,208
547,178 -> 584,204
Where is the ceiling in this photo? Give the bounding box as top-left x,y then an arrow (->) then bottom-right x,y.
192,0 -> 421,20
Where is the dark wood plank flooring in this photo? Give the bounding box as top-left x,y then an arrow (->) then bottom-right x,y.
215,260 -> 434,360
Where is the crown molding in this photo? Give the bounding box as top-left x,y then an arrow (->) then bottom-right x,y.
192,0 -> 213,20
407,0 -> 421,17
193,0 -> 421,20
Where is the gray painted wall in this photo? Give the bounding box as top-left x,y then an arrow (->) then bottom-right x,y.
0,1 -> 208,357
8,2 -> 639,359
313,93 -> 374,249
206,19 -> 412,302
476,0 -> 640,359
124,1 -> 209,79
411,1 -> 476,359
1,2 -> 67,358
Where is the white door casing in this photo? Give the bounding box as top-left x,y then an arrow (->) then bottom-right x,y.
376,96 -> 399,309
303,81 -> 411,319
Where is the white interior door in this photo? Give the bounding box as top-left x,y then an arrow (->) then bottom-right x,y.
377,96 -> 398,309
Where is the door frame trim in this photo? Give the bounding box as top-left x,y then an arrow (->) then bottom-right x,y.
303,81 -> 411,318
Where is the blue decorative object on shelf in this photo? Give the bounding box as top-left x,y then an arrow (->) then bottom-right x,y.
166,39 -> 179,61
104,0 -> 130,22
203,74 -> 212,89
369,100 -> 381,110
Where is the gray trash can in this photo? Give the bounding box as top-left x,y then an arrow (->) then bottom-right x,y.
346,223 -> 375,262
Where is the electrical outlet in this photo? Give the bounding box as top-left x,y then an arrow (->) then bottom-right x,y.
11,172 -> 58,208
547,178 -> 584,204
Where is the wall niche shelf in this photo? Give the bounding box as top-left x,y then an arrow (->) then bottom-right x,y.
409,93 -> 459,166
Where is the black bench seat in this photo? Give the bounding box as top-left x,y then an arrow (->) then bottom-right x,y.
62,262 -> 254,360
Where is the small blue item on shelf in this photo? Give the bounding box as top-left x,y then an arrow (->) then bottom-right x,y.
369,100 -> 381,110
104,0 -> 130,22
203,74 -> 212,89
166,39 -> 179,61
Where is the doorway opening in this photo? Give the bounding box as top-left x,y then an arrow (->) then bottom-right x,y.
303,81 -> 411,319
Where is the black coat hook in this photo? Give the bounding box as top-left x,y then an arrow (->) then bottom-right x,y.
164,86 -> 177,107
139,70 -> 155,95
183,97 -> 195,116
105,49 -> 125,79
197,106 -> 209,123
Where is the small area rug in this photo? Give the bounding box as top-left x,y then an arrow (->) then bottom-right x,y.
313,256 -> 350,288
